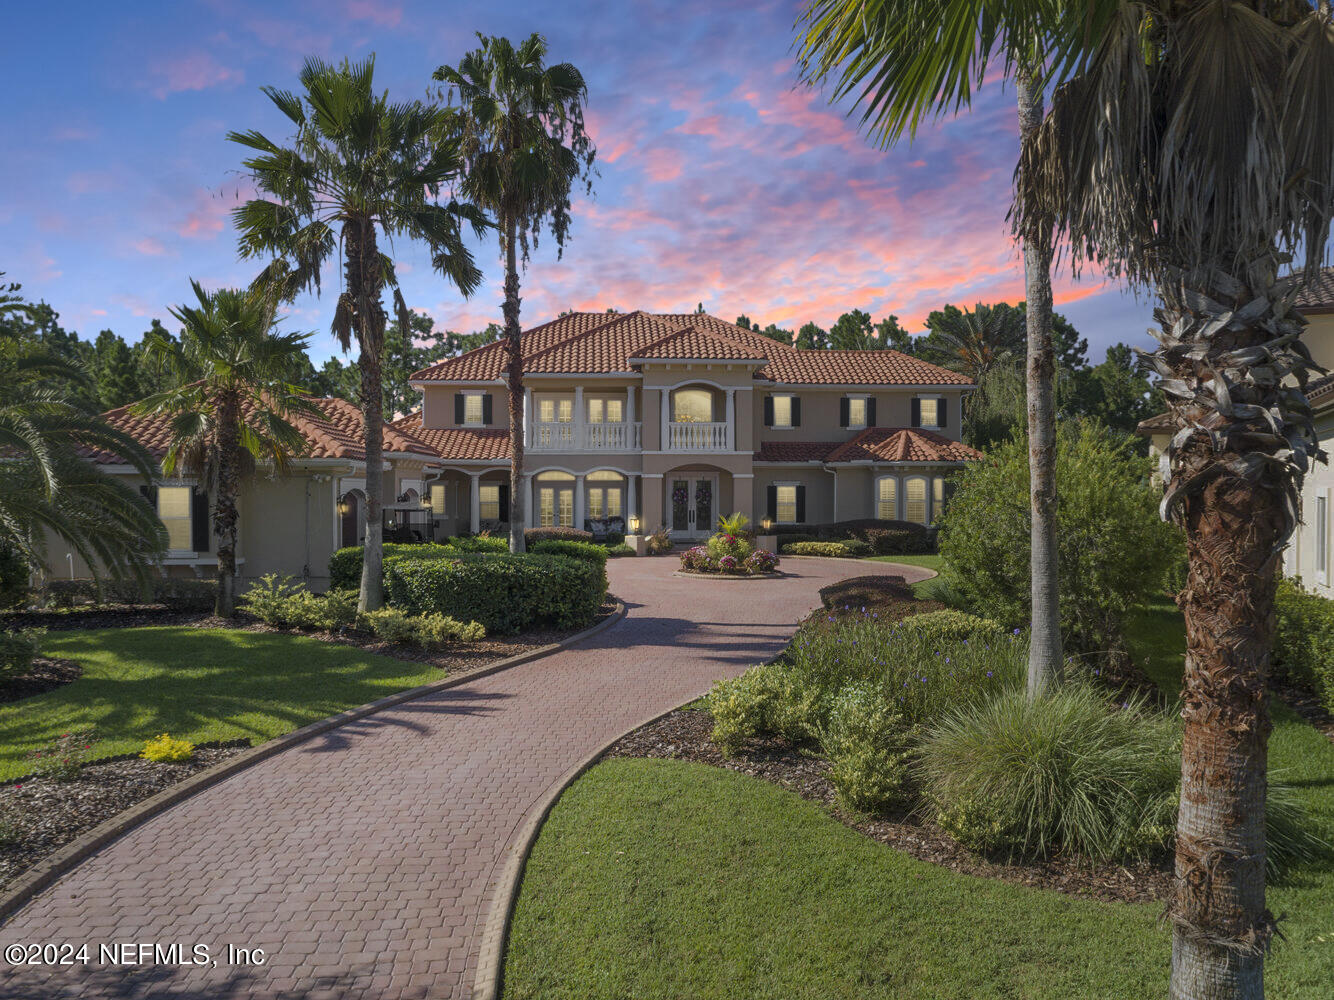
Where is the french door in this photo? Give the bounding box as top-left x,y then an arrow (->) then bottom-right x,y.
668,476 -> 716,540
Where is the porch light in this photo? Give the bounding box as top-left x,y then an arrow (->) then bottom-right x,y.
628,514 -> 641,535
761,516 -> 773,532
421,494 -> 433,508
337,496 -> 350,517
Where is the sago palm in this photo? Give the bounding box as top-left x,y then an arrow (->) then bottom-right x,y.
230,55 -> 487,610
1010,4 -> 1334,996
135,281 -> 318,617
795,0 -> 1103,696
434,34 -> 597,553
0,273 -> 165,585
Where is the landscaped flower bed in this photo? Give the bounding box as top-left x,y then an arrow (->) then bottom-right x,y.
677,513 -> 780,577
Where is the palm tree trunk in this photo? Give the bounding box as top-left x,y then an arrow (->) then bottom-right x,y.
214,391 -> 241,618
502,214 -> 526,554
1016,70 -> 1062,698
348,218 -> 386,611
1164,273 -> 1283,1000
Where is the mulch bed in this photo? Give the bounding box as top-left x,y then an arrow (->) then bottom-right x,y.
816,575 -> 945,623
0,741 -> 250,894
603,708 -> 1173,906
0,658 -> 82,704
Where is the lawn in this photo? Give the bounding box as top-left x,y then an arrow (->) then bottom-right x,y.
501,599 -> 1334,999
867,553 -> 944,573
0,627 -> 445,780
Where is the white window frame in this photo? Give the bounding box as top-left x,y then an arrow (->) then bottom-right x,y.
461,390 -> 486,427
429,483 -> 448,516
1317,487 -> 1330,586
158,484 -> 195,554
587,396 -> 625,424
774,481 -> 800,524
479,484 -> 501,521
770,393 -> 795,430
904,476 -> 929,526
846,394 -> 869,430
875,475 -> 898,521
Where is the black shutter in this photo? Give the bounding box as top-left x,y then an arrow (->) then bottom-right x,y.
766,485 -> 777,521
911,397 -> 921,427
867,397 -> 877,427
454,393 -> 465,424
139,483 -> 159,506
763,395 -> 774,427
191,488 -> 210,552
498,484 -> 510,522
839,397 -> 850,428
938,397 -> 947,428
482,394 -> 494,426
795,485 -> 806,523
791,397 -> 802,426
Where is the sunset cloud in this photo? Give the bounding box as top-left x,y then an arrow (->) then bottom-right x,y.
149,52 -> 243,99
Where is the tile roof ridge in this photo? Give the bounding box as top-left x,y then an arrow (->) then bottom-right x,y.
522,309 -> 645,367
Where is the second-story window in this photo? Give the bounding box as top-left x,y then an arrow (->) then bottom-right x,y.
913,395 -> 945,429
673,388 -> 713,423
461,391 -> 487,426
588,398 -> 624,423
842,395 -> 873,429
768,393 -> 799,428
538,398 -> 573,423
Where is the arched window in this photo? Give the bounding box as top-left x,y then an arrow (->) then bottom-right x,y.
876,477 -> 897,520
672,388 -> 714,423
904,477 -> 928,525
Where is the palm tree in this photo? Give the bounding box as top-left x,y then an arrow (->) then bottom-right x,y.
1009,5 -> 1334,995
794,1 -> 1094,697
230,56 -> 487,610
920,303 -> 1023,410
135,281 -> 318,617
0,273 -> 166,585
433,33 -> 597,554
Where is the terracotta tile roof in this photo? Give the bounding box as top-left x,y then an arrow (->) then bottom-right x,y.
754,441 -> 843,463
86,395 -> 434,465
1308,373 -> 1334,409
1295,266 -> 1334,311
826,427 -> 983,463
411,310 -> 973,387
391,411 -> 511,461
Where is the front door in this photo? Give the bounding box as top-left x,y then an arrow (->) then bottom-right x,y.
668,476 -> 716,540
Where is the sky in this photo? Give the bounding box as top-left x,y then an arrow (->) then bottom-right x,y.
1,0 -> 1159,367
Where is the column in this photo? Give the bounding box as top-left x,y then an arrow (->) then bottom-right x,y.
626,385 -> 637,449
469,473 -> 481,534
642,473 -> 664,534
574,386 -> 584,450
627,475 -> 638,527
521,473 -> 534,529
725,388 -> 736,451
523,386 -> 532,447
660,388 -> 670,451
574,473 -> 586,531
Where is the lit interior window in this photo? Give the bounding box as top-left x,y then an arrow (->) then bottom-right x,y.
776,485 -> 798,523
430,483 -> 447,515
557,399 -> 573,422
877,478 -> 897,520
919,397 -> 939,427
463,393 -> 485,425
848,397 -> 867,427
539,399 -> 555,422
588,398 -> 604,423
158,486 -> 194,551
771,395 -> 793,427
905,478 -> 928,524
673,389 -> 713,423
605,398 -> 623,423
479,484 -> 500,521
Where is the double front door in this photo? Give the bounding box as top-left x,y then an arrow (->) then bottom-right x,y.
668,476 -> 716,540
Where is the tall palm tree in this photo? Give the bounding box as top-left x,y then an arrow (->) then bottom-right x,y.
135,281 -> 318,617
0,273 -> 166,585
920,302 -> 1023,410
434,34 -> 597,553
794,1 -> 1097,696
230,56 -> 487,610
1011,5 -> 1334,996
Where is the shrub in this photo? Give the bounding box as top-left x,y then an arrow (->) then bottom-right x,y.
820,683 -> 913,813
530,539 -> 609,568
919,686 -> 1180,860
0,545 -> 30,610
645,527 -> 673,555
835,538 -> 873,558
329,543 -> 454,590
717,511 -> 752,536
0,628 -> 43,683
781,541 -> 857,558
321,588 -> 359,629
938,421 -> 1182,654
605,531 -> 626,547
444,534 -> 510,553
743,549 -> 778,574
524,526 -> 594,545
706,532 -> 754,563
417,612 -> 486,646
386,553 -> 605,634
1274,578 -> 1334,713
43,577 -> 218,610
27,730 -> 99,782
895,610 -> 1007,648
705,662 -> 819,753
357,607 -> 425,645
606,543 -> 635,558
140,733 -> 195,763
679,545 -> 713,573
863,527 -> 932,556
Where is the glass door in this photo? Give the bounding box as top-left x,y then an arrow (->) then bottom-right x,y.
693,478 -> 714,537
667,476 -> 716,539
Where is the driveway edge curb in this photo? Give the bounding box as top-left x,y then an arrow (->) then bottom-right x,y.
0,601 -> 627,927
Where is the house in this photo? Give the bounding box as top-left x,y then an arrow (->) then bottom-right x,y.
48,396 -> 439,592
397,310 -> 981,541
1138,270 -> 1334,598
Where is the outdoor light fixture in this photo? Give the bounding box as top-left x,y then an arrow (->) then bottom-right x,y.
337,496 -> 350,517
761,516 -> 773,532
628,514 -> 641,534
421,494 -> 433,509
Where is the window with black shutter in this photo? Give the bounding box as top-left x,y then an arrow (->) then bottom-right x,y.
763,395 -> 775,427
939,397 -> 948,428
454,393 -> 465,424
911,397 -> 921,427
766,484 -> 777,521
498,484 -> 510,522
791,397 -> 801,426
795,484 -> 806,523
839,397 -> 850,427
867,397 -> 877,427
191,488 -> 210,552
482,394 -> 494,426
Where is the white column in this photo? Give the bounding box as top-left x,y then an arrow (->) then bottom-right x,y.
660,388 -> 670,451
575,473 -> 586,531
627,475 -> 637,527
469,473 -> 481,534
523,386 -> 532,447
521,473 -> 533,529
574,386 -> 584,451
725,388 -> 736,451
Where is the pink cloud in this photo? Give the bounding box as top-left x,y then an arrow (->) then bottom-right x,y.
150,52 -> 242,99
133,237 -> 167,256
174,182 -> 253,240
90,308 -> 108,316
343,0 -> 402,27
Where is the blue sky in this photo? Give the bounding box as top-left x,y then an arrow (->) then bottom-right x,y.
2,0 -> 1157,366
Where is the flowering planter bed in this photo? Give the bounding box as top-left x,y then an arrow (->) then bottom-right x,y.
672,569 -> 785,580
678,533 -> 780,577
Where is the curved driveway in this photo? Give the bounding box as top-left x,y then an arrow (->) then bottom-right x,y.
0,557 -> 929,1000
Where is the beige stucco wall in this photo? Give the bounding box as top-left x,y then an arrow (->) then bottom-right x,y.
1284,406 -> 1334,598
752,388 -> 968,446
1303,311 -> 1334,373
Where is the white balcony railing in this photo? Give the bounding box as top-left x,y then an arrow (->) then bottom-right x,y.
530,421 -> 642,451
668,421 -> 729,452
533,421 -> 576,450
584,421 -> 641,450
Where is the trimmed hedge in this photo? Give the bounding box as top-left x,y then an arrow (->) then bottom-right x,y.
43,577 -> 218,611
772,519 -> 934,555
524,526 -> 594,545
329,543 -> 459,590
529,539 -> 609,567
386,553 -> 606,634
781,540 -> 865,558
1275,578 -> 1334,713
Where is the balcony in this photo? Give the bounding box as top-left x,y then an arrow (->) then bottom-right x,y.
529,421 -> 642,452
667,421 -> 729,451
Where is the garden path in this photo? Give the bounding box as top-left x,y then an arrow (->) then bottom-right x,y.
0,556 -> 931,1000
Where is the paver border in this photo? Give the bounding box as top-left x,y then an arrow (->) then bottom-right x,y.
0,601 -> 627,927
670,570 -> 789,581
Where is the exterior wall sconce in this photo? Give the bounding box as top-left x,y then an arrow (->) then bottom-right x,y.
337,496 -> 350,517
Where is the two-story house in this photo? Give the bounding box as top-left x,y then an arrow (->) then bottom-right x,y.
395,310 -> 981,542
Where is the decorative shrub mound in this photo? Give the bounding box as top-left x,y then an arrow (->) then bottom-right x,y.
444,535 -> 510,553
0,629 -> 43,682
524,526 -> 593,545
606,543 -> 635,558
780,540 -> 871,558
328,543 -> 454,590
1274,577 -> 1334,713
938,420 -> 1183,655
141,733 -> 195,763
772,519 -> 935,555
43,578 -> 218,611
530,539 -> 609,567
386,553 -> 605,634
679,531 -> 779,576
820,683 -> 912,813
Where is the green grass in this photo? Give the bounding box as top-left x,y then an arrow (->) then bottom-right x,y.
866,553 -> 944,573
1,628 -> 444,779
502,597 -> 1334,999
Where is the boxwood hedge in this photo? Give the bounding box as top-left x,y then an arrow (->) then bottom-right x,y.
528,539 -> 609,567
328,543 -> 455,590
385,553 -> 606,634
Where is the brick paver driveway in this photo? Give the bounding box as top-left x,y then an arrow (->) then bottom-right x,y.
1,556 -> 931,1000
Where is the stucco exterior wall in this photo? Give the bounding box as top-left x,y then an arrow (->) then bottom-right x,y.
752,388 -> 967,445
1285,407 -> 1334,598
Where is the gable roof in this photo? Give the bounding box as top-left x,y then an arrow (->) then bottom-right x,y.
392,411 -> 510,461
86,395 -> 435,466
411,310 -> 970,387
755,427 -> 982,465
